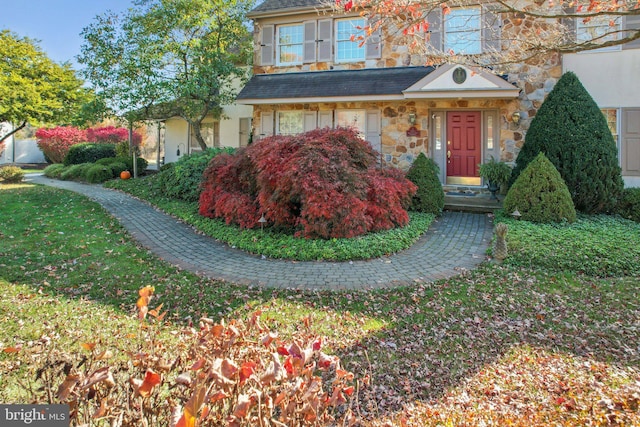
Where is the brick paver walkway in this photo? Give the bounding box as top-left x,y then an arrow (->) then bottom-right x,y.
27,174 -> 494,290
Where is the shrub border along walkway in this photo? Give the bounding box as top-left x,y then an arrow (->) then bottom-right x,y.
27,174 -> 493,290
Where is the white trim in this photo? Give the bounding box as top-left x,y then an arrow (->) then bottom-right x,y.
403,64 -> 520,99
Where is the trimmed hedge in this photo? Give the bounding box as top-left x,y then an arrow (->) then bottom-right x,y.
64,143 -> 116,166
60,163 -> 94,181
117,156 -> 148,174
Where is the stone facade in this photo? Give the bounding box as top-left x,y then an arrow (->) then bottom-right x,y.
246,6 -> 563,175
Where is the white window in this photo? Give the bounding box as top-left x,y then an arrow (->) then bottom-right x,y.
277,24 -> 304,65
190,121 -> 219,150
577,16 -> 622,50
277,111 -> 304,135
336,18 -> 366,62
337,110 -> 366,137
444,7 -> 482,54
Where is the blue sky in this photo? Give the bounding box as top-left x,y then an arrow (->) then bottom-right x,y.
0,0 -> 134,68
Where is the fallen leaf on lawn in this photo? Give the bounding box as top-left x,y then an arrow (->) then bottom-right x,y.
136,369 -> 162,397
56,374 -> 80,401
82,367 -> 115,389
233,394 -> 253,419
3,345 -> 22,353
239,361 -> 256,385
81,342 -> 96,352
92,399 -> 107,419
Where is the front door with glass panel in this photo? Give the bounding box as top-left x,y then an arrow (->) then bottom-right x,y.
446,111 -> 481,185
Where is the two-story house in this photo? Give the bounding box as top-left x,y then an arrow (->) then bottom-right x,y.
237,0 -> 637,189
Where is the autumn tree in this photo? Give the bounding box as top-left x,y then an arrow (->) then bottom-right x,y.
0,30 -> 92,147
328,0 -> 640,68
79,0 -> 254,149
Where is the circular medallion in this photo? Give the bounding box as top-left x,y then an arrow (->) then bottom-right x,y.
452,67 -> 467,84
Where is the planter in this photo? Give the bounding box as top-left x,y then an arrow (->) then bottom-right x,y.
478,157 -> 512,201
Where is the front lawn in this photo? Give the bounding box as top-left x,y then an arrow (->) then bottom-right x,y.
1,184 -> 639,425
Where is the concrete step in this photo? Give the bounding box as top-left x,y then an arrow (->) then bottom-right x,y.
444,193 -> 503,213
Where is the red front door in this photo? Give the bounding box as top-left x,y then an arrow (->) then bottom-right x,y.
446,111 -> 481,185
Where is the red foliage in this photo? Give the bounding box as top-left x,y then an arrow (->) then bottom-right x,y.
36,125 -> 143,163
86,126 -> 142,146
198,128 -> 416,239
199,150 -> 261,228
36,126 -> 87,163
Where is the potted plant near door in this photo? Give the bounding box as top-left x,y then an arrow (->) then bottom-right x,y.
479,157 -> 512,201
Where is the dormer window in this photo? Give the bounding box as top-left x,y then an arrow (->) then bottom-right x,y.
336,18 -> 366,62
277,24 -> 304,65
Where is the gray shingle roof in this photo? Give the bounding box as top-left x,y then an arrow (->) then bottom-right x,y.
237,67 -> 436,101
249,0 -> 325,15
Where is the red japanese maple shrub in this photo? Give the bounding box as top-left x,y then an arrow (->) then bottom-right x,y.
199,149 -> 261,229
365,167 -> 415,232
36,126 -> 87,163
199,128 -> 416,239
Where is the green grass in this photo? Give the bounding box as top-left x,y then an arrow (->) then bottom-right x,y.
105,176 -> 434,261
1,184 -> 638,426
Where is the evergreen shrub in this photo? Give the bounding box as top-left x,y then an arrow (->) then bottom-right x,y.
504,152 -> 576,223
115,156 -> 148,174
60,163 -> 93,181
0,166 -> 24,183
153,148 -> 235,202
64,143 -> 116,166
511,72 -> 623,213
95,157 -> 117,166
43,163 -> 66,178
85,164 -> 114,184
406,153 -> 444,214
616,187 -> 640,223
108,162 -> 129,177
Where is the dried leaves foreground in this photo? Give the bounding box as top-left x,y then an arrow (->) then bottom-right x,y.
32,286 -> 359,426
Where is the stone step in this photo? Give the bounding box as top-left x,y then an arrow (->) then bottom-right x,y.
444,193 -> 503,213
